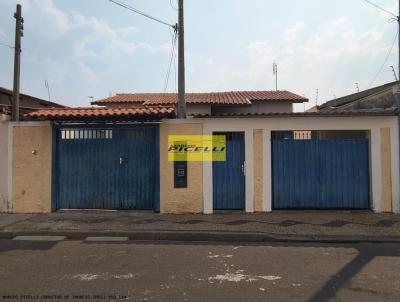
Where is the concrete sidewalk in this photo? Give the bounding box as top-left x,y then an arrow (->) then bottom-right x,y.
0,210 -> 399,243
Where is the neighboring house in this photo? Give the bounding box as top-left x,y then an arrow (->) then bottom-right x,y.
306,81 -> 400,140
91,91 -> 308,115
0,87 -> 65,116
316,81 -> 398,113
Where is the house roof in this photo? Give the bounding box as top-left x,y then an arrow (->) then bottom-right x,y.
25,106 -> 175,121
0,87 -> 65,108
317,81 -> 399,112
92,91 -> 308,106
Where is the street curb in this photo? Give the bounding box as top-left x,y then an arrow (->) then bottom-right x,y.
0,230 -> 400,243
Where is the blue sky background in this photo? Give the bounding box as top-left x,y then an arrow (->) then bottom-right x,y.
0,0 -> 398,110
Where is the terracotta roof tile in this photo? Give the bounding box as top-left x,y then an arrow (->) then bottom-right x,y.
25,106 -> 175,121
92,91 -> 307,106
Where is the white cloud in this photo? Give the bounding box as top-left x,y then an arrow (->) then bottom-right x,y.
284,21 -> 304,42
189,18 -> 393,110
35,0 -> 72,33
298,18 -> 384,59
72,13 -> 154,60
116,26 -> 139,36
13,0 -> 158,106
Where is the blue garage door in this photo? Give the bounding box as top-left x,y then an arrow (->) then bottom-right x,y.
213,132 -> 245,210
272,139 -> 370,209
53,125 -> 160,210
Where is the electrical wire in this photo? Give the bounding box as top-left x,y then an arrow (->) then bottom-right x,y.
170,0 -> 178,11
368,29 -> 399,88
363,0 -> 397,18
168,28 -> 178,92
163,30 -> 178,97
109,0 -> 175,28
0,42 -> 14,49
173,36 -> 177,92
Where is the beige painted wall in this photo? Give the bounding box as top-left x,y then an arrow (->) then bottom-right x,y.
160,122 -> 204,213
253,129 -> 263,212
0,121 -> 8,212
381,128 -> 393,212
12,123 -> 52,213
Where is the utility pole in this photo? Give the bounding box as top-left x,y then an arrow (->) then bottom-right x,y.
12,4 -> 23,122
177,0 -> 186,119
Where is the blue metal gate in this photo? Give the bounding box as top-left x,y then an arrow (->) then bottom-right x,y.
52,125 -> 160,210
272,139 -> 370,209
213,132 -> 245,210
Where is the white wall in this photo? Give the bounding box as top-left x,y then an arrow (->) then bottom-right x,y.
201,116 -> 399,214
212,102 -> 293,114
99,102 -> 292,115
0,117 -> 9,212
186,104 -> 211,115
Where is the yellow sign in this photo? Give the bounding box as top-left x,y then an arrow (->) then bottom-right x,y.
168,135 -> 226,162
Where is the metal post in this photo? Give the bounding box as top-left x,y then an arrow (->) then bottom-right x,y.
12,4 -> 22,122
177,0 -> 186,119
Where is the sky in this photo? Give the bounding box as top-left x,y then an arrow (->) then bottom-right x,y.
0,0 -> 399,111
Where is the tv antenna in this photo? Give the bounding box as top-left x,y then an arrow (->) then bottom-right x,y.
390,65 -> 398,81
273,62 -> 278,91
44,80 -> 51,102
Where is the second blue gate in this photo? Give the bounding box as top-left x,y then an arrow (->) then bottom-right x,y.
213,132 -> 245,210
272,139 -> 370,209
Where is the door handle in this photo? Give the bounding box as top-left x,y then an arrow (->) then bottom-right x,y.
119,157 -> 124,165
241,162 -> 246,176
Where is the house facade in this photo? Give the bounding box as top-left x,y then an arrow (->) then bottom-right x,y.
1,103 -> 398,214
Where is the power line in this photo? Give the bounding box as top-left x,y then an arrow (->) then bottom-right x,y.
163,30 -> 178,95
170,0 -> 178,11
369,29 -> 398,88
363,0 -> 397,18
168,27 -> 178,92
0,41 -> 14,49
173,36 -> 177,92
108,0 -> 175,28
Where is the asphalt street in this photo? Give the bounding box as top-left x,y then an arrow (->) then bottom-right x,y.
0,239 -> 399,302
